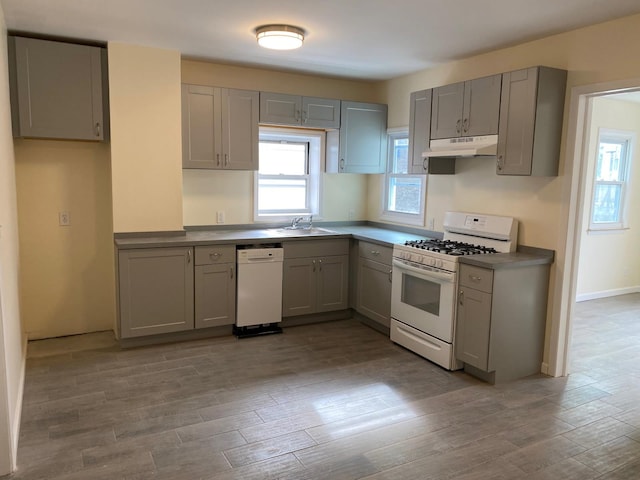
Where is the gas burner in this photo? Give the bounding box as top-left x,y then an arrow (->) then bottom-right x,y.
404,239 -> 497,256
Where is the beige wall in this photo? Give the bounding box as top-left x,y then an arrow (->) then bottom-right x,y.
375,12 -> 640,373
14,140 -> 115,339
576,97 -> 640,298
0,4 -> 26,473
109,43 -> 183,233
181,59 -> 377,226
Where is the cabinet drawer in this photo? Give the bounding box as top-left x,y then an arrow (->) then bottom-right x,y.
195,245 -> 235,265
284,239 -> 349,259
459,264 -> 493,293
358,241 -> 392,265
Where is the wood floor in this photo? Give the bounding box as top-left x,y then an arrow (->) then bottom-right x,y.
4,294 -> 640,479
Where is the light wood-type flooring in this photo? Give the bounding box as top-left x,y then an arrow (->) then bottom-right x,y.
3,293 -> 640,479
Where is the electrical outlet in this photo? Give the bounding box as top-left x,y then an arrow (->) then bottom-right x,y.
216,211 -> 225,224
59,211 -> 71,226
428,217 -> 435,230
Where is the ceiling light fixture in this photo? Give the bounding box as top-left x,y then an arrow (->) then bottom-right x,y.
255,24 -> 305,50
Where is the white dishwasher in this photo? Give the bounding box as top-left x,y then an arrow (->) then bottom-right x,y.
234,246 -> 284,338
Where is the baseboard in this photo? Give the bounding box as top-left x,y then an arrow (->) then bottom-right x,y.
576,286 -> 640,302
11,334 -> 28,471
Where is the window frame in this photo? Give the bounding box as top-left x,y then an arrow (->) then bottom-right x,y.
380,128 -> 426,226
588,128 -> 634,232
254,127 -> 324,222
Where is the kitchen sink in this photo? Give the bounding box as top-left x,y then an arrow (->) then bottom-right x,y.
268,227 -> 338,236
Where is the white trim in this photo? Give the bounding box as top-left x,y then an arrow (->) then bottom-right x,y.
576,286 -> 640,302
550,77 -> 640,379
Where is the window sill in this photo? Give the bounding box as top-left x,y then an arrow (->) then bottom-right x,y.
380,212 -> 425,227
587,226 -> 630,235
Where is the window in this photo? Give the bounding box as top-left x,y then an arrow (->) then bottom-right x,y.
254,127 -> 322,221
380,129 -> 426,225
589,129 -> 634,231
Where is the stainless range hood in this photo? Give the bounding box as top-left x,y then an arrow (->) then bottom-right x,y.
422,134 -> 498,158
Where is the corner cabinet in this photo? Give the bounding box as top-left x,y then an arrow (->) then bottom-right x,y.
282,239 -> 349,317
431,74 -> 501,140
497,67 -> 567,176
259,92 -> 341,128
326,101 -> 388,174
118,247 -> 194,338
194,245 -> 236,328
182,84 -> 259,170
455,262 -> 550,383
8,36 -> 108,141
356,241 -> 393,330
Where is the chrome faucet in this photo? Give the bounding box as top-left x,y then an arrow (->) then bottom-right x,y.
307,215 -> 313,229
290,216 -> 304,229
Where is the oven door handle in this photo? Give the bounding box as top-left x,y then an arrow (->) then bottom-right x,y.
392,259 -> 456,283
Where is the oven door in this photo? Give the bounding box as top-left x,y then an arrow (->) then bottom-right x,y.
391,258 -> 456,343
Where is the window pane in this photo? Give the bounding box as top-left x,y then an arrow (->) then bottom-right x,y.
259,142 -> 308,175
387,176 -> 422,214
258,179 -> 307,211
596,141 -> 625,181
391,138 -> 409,174
592,183 -> 622,223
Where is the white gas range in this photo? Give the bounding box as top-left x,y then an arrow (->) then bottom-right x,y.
390,212 -> 518,370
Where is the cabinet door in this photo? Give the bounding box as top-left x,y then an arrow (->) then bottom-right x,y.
316,255 -> 349,312
496,68 -> 538,175
195,263 -> 235,328
260,92 -> 301,125
430,82 -> 464,139
455,286 -> 492,370
12,36 -> 105,141
463,74 -> 501,137
282,258 -> 317,317
222,88 -> 259,170
338,101 -> 388,173
118,247 -> 194,338
182,85 -> 222,169
303,97 -> 341,128
408,89 -> 432,174
357,258 -> 392,327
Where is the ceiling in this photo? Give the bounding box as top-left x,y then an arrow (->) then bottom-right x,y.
3,0 -> 640,81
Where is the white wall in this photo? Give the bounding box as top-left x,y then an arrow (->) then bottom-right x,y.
0,4 -> 26,474
576,97 -> 640,300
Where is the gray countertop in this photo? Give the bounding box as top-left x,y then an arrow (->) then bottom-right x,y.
114,224 -> 554,268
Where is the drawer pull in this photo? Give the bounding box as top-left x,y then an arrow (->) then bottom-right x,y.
470,275 -> 482,282
370,250 -> 380,255
209,253 -> 222,260
459,290 -> 464,306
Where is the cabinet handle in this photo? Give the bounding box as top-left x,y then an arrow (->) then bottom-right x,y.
462,118 -> 469,133
95,122 -> 101,137
216,153 -> 221,167
302,110 -> 308,123
318,259 -> 322,271
456,119 -> 461,134
209,253 -> 221,261
230,266 -> 234,279
370,250 -> 380,256
224,154 -> 229,166
312,259 -> 316,272
388,270 -> 392,283
296,109 -> 301,122
459,290 -> 464,306
187,250 -> 192,264
470,275 -> 482,282
497,155 -> 504,171
423,158 -> 428,172
339,158 -> 345,171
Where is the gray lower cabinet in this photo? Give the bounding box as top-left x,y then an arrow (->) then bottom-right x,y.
194,245 -> 236,328
455,262 -> 550,383
431,74 -> 501,140
282,239 -> 349,317
118,247 -> 194,338
356,241 -> 393,329
9,36 -> 107,141
326,101 -> 388,174
259,92 -> 341,128
497,66 -> 567,176
182,84 -> 259,170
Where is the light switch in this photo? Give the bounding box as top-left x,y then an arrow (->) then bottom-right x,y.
59,211 -> 71,226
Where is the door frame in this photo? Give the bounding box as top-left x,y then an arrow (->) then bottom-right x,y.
548,76 -> 640,377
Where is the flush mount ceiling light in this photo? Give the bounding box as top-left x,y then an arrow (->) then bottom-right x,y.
255,24 -> 305,50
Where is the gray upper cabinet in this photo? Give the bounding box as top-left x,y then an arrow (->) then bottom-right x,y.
408,89 -> 432,174
497,67 -> 567,176
260,92 -> 340,128
9,36 -> 107,141
182,84 -> 259,170
326,101 -> 388,174
118,247 -> 194,339
431,74 -> 501,139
